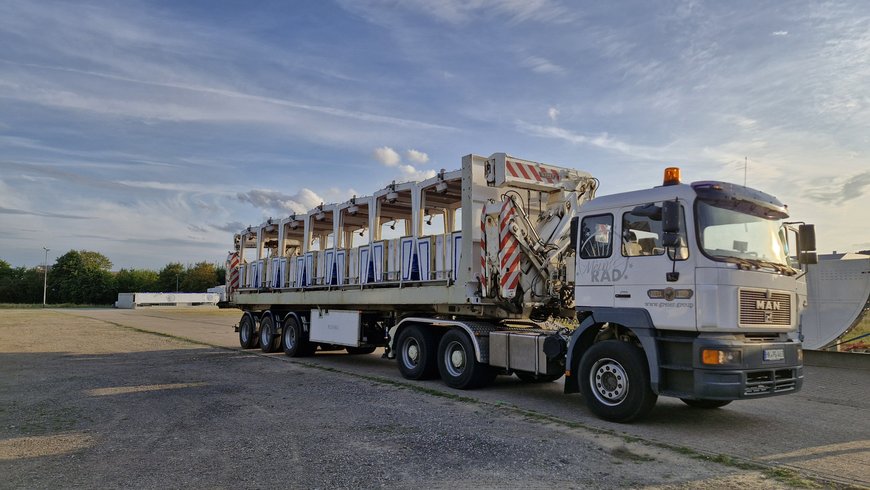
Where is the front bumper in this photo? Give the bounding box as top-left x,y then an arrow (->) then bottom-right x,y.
663,336 -> 803,400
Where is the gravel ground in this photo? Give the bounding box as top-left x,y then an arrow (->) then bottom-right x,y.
0,310 -> 839,489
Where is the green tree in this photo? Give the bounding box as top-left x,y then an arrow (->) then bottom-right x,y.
157,262 -> 186,292
181,262 -> 219,292
49,250 -> 115,304
215,265 -> 226,286
115,268 -> 159,293
0,265 -> 44,303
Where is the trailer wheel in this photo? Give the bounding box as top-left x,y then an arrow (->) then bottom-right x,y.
680,398 -> 732,409
579,340 -> 657,422
515,371 -> 563,383
259,315 -> 281,353
346,346 -> 377,355
238,313 -> 259,349
437,329 -> 498,390
396,325 -> 439,380
283,316 -> 315,357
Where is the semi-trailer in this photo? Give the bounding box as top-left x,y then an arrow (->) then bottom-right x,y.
226,152 -> 816,422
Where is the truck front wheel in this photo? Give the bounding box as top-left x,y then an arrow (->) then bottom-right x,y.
437,329 -> 498,390
239,313 -> 259,349
396,325 -> 439,380
579,340 -> 657,422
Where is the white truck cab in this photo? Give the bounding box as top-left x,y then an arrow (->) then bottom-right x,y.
564,169 -> 813,421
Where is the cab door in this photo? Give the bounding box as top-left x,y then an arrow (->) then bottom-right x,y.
574,213 -> 616,308
615,203 -> 696,332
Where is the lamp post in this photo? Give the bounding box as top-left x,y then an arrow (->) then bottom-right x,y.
42,247 -> 50,307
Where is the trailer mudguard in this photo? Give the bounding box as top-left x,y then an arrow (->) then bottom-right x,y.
281,311 -> 307,334
564,307 -> 661,394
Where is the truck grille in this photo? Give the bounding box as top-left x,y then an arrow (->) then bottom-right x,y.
744,369 -> 798,396
739,289 -> 791,326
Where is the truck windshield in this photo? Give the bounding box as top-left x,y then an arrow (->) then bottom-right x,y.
696,201 -> 790,268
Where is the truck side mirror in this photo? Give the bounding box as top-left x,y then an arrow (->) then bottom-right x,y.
662,232 -> 681,248
569,217 -> 579,253
798,224 -> 816,252
662,200 -> 680,234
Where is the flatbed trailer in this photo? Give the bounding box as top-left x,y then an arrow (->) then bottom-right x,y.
227,152 -> 816,422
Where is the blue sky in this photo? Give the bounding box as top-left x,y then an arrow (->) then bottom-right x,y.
1,0 -> 868,269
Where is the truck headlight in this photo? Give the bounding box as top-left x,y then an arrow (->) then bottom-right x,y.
797,348 -> 803,362
701,349 -> 741,366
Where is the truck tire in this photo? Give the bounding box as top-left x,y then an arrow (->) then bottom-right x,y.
396,325 -> 439,380
437,329 -> 498,390
515,371 -> 563,383
579,340 -> 657,422
239,313 -> 259,349
346,346 -> 377,355
283,316 -> 315,357
680,398 -> 732,409
259,315 -> 281,353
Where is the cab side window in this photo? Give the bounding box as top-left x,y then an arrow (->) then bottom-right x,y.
622,202 -> 688,260
579,214 -> 613,259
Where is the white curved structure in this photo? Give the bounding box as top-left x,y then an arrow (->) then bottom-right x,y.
799,252 -> 870,350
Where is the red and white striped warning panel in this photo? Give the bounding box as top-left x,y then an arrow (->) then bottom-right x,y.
227,252 -> 240,293
487,153 -> 564,192
505,158 -> 561,185
497,200 -> 521,299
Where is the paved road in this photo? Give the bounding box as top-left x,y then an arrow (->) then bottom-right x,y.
70,308 -> 870,487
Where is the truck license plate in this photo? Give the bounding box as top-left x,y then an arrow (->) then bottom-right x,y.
763,348 -> 784,361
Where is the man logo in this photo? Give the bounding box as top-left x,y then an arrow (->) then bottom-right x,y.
755,300 -> 781,311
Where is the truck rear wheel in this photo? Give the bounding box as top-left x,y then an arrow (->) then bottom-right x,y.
283,316 -> 315,357
437,329 -> 498,390
579,340 -> 657,422
396,325 -> 439,380
239,313 -> 259,349
681,398 -> 732,409
259,315 -> 281,353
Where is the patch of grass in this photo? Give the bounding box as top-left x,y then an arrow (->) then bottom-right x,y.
610,445 -> 655,462
838,314 -> 870,352
764,467 -> 823,488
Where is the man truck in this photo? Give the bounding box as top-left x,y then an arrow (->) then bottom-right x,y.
226,152 -> 816,422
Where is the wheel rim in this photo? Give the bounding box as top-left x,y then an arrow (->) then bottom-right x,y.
260,322 -> 271,345
589,357 -> 628,406
284,325 -> 297,350
401,337 -> 420,369
443,340 -> 466,378
241,320 -> 251,343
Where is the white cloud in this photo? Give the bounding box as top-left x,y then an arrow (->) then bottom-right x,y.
521,56 -> 565,74
338,0 -> 575,26
373,146 -> 401,166
406,149 -> 429,164
372,147 -> 434,181
547,107 -> 559,121
236,188 -> 324,214
398,165 -> 437,182
771,31 -> 789,36
515,120 -> 666,160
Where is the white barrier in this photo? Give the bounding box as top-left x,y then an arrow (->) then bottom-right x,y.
115,292 -> 221,309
